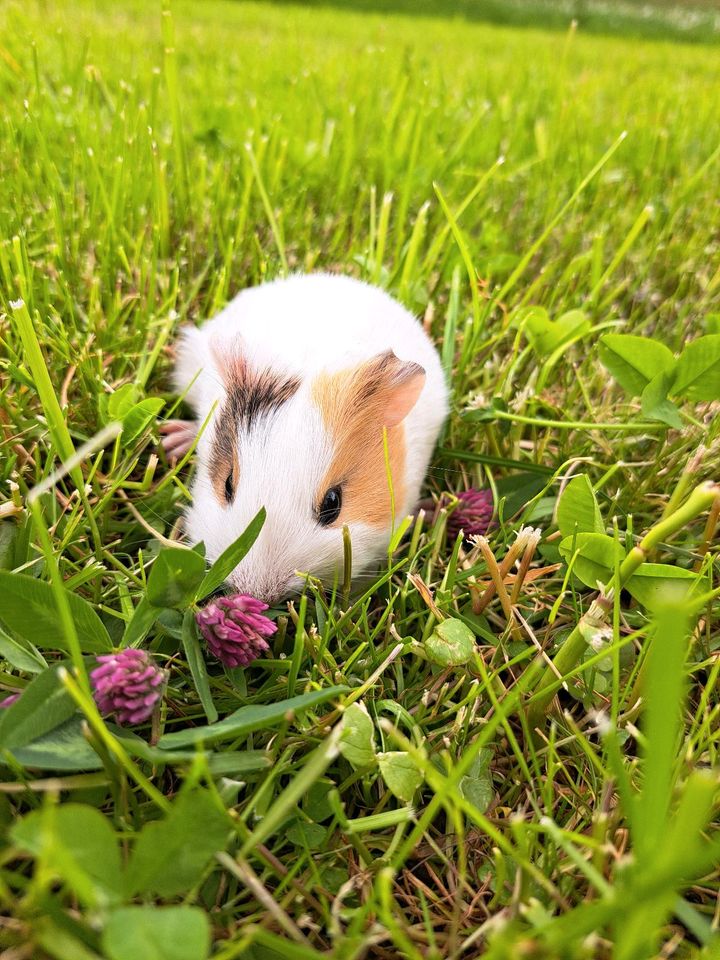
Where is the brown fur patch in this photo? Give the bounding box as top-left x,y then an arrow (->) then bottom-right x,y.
209,349 -> 300,506
312,352 -> 425,529
209,416 -> 241,507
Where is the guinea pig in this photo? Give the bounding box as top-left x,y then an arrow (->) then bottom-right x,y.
160,273 -> 448,603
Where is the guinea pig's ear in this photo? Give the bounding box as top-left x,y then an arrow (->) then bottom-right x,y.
210,334 -> 246,388
368,350 -> 426,428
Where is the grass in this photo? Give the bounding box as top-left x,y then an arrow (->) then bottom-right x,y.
268,0 -> 720,44
1,0 -> 720,957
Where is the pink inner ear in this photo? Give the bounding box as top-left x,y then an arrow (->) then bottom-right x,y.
210,336 -> 245,386
383,367 -> 426,427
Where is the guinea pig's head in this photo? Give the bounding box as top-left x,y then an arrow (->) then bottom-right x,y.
184,343 -> 425,603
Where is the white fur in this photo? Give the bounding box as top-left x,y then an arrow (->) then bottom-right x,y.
174,273 -> 449,601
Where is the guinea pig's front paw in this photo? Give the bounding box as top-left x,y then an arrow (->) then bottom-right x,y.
159,419 -> 197,462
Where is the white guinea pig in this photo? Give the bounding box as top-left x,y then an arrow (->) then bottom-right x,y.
161,273 -> 449,603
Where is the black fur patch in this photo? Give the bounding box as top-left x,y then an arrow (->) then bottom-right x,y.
227,368 -> 301,429
209,368 -> 300,504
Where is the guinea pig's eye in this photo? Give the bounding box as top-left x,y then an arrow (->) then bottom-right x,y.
224,468 -> 235,504
317,485 -> 342,526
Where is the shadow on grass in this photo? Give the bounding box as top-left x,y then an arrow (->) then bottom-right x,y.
255,0 -> 720,44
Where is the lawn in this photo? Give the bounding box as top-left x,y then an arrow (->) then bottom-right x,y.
1,0 -> 720,957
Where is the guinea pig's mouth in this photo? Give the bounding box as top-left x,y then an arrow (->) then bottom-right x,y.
225,571 -> 302,607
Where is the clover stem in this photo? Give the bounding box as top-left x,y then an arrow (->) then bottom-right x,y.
527,482 -> 719,733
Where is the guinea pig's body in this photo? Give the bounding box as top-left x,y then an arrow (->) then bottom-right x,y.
163,273 -> 448,602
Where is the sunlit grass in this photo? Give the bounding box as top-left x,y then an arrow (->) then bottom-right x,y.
1,0 -> 719,957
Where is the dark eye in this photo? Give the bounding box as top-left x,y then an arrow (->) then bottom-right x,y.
224,469 -> 234,503
317,485 -> 342,526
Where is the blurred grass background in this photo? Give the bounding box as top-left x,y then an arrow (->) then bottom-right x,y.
260,0 -> 720,41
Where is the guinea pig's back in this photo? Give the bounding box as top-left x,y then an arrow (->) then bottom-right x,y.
207,273 -> 436,373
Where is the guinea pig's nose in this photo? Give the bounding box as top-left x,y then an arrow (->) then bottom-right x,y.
248,587 -> 280,605
226,572 -> 288,606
